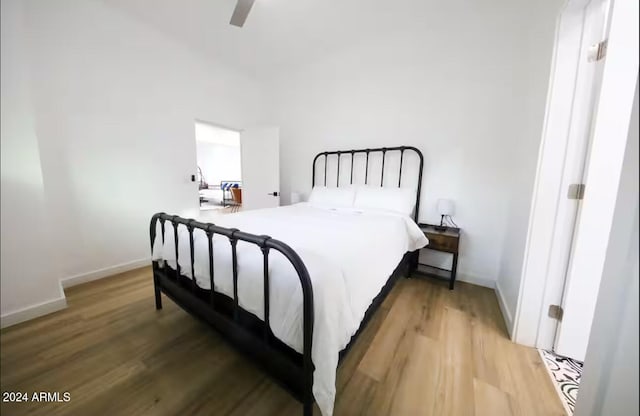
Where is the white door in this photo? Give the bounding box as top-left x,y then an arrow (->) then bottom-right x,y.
553,0 -> 622,361
240,126 -> 280,210
518,0 -> 611,354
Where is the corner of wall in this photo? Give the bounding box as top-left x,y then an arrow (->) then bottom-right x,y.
1,257 -> 151,329
495,279 -> 515,337
60,258 -> 150,289
456,272 -> 496,289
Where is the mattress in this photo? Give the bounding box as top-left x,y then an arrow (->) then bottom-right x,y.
152,203 -> 428,416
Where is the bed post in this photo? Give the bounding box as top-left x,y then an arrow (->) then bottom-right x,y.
302,331 -> 314,416
303,398 -> 313,416
302,266 -> 314,416
150,213 -> 164,310
153,268 -> 163,310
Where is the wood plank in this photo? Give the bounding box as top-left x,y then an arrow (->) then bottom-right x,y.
474,378 -> 515,416
334,371 -> 379,416
469,291 -> 504,389
357,279 -> 420,381
418,281 -> 446,340
432,306 -> 475,416
389,334 -> 440,416
336,302 -> 390,392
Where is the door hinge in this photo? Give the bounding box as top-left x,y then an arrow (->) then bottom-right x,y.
567,183 -> 586,200
548,304 -> 564,321
588,39 -> 608,62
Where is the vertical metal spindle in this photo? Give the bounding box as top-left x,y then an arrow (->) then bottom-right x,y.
381,148 -> 387,187
324,153 -> 328,186
229,231 -> 239,321
350,151 -> 354,184
206,227 -> 215,308
398,148 -> 405,187
415,147 -> 424,222
261,241 -> 271,343
160,218 -> 167,268
365,151 -> 370,185
336,152 -> 341,187
172,216 -> 180,280
188,221 -> 196,292
151,214 -> 165,311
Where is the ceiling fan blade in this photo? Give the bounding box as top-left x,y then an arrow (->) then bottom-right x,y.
229,0 -> 255,27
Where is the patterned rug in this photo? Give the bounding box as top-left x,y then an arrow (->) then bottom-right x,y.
538,349 -> 583,415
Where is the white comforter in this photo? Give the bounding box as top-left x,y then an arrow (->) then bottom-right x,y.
151,203 -> 428,416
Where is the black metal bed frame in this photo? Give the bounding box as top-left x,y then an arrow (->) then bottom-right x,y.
150,146 -> 423,416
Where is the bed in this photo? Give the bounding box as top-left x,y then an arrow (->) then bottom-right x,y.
149,146 -> 425,416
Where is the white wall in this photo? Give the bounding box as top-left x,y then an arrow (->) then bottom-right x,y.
575,80 -> 638,416
0,0 -> 65,323
270,0 -> 560,289
0,0 -> 268,322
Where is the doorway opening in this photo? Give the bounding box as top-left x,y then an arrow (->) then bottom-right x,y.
195,121 -> 243,212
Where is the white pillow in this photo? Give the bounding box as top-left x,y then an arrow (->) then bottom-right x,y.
353,186 -> 416,217
308,186 -> 356,208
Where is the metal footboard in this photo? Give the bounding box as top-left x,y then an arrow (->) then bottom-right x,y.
149,213 -> 315,415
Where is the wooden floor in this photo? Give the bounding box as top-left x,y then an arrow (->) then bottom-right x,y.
0,268 -> 565,416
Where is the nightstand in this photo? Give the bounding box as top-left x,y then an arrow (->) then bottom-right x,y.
415,223 -> 460,290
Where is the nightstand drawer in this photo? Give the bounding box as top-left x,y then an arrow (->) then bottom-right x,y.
426,233 -> 458,252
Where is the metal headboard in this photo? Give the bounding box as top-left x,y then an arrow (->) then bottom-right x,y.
312,146 -> 424,222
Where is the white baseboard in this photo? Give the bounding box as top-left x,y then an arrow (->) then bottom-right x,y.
1,258 -> 151,329
0,296 -> 67,329
494,280 -> 514,337
61,257 -> 150,288
456,272 -> 495,289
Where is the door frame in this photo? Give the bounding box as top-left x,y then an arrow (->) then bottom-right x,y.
511,0 -> 610,349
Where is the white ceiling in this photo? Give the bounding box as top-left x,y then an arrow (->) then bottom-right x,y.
102,0 -> 507,80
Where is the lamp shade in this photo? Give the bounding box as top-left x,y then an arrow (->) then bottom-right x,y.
437,199 -> 454,216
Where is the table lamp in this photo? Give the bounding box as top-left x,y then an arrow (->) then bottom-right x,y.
436,199 -> 454,231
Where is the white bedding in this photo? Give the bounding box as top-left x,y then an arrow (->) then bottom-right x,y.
151,203 -> 428,416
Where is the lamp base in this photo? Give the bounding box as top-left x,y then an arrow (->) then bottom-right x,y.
434,214 -> 448,232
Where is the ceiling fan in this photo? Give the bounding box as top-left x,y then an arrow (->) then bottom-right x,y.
229,0 -> 255,27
